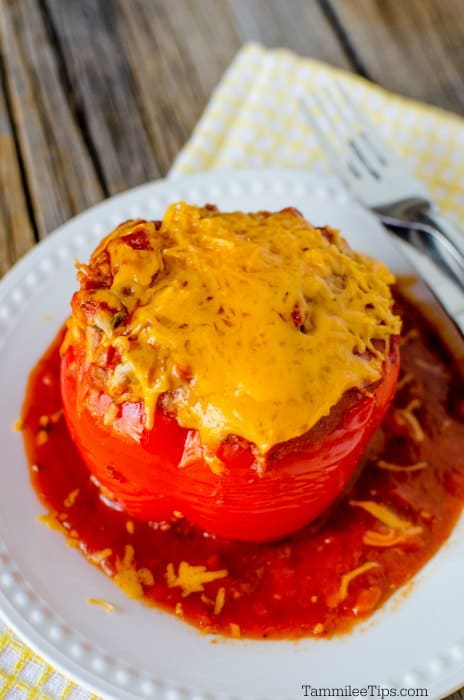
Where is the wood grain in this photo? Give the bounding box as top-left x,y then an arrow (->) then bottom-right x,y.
0,57 -> 35,276
45,0 -> 354,182
45,0 -> 241,186
46,0 -> 240,187
229,0 -> 352,68
112,0 -> 241,175
43,0 -> 162,192
329,0 -> 464,114
45,0 -> 242,187
0,0 -> 103,238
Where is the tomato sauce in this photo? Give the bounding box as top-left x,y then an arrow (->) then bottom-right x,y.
21,293 -> 464,639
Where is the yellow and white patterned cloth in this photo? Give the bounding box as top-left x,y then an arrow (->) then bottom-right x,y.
2,42 -> 464,700
0,617 -> 96,699
172,43 -> 464,224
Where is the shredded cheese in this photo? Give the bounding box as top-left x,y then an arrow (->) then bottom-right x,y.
349,500 -> 416,531
329,562 -> 380,607
166,561 -> 228,597
363,527 -> 422,547
36,430 -> 49,446
137,568 -> 155,586
351,499 -> 423,548
114,568 -> 143,599
230,623 -> 241,638
37,512 -> 79,548
88,548 -> 112,564
114,545 -> 154,599
37,512 -> 66,533
400,329 -> 419,344
66,204 -> 400,459
39,410 -> 63,428
214,587 -> 226,615
377,460 -> 428,472
396,400 -> 425,443
64,488 -> 80,508
87,598 -> 115,613
396,373 -> 413,390
415,358 -> 447,375
352,586 -> 382,615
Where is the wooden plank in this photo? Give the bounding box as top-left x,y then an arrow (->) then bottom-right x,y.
329,0 -> 464,113
116,0 -> 351,169
0,59 -> 36,277
123,0 -> 242,119
44,0 -> 163,190
47,0 -> 352,181
45,0 -> 242,180
1,0 -> 103,238
230,0 -> 352,69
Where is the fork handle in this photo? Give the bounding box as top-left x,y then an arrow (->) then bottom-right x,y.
418,209 -> 464,257
418,209 -> 464,289
380,215 -> 464,292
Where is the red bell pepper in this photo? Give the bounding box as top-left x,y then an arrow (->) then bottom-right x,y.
61,340 -> 399,542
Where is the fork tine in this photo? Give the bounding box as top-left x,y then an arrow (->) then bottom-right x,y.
335,81 -> 391,167
300,77 -> 434,216
299,94 -> 343,164
318,81 -> 386,180
314,87 -> 376,180
300,93 -> 365,180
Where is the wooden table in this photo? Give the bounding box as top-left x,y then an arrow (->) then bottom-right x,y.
1,1 -> 464,697
2,0 -> 464,276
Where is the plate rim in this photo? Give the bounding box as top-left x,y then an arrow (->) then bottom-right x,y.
1,167 -> 464,700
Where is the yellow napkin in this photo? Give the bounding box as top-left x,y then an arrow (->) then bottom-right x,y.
172,43 -> 464,229
2,42 -> 464,700
0,619 -> 98,698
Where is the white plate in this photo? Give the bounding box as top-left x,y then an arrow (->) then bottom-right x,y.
1,168 -> 464,700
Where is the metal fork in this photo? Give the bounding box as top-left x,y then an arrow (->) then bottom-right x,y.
300,83 -> 464,291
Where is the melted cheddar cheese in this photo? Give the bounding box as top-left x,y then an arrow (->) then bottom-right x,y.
65,203 -> 400,456
166,561 -> 228,597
